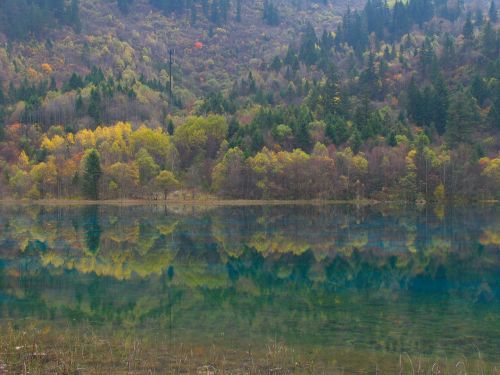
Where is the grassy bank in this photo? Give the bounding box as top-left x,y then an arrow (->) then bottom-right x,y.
0,198 -> 382,207
0,198 -> 498,209
0,323 -> 496,374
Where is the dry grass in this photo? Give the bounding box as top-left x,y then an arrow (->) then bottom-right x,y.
0,323 -> 498,374
0,323 -> 306,374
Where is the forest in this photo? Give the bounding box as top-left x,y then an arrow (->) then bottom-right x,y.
0,0 -> 499,201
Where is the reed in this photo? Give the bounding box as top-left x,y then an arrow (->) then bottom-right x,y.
0,323 -> 497,374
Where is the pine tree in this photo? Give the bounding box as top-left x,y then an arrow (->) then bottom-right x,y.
475,8 -> 483,27
463,13 -> 474,40
350,127 -> 362,154
75,92 -> 84,115
299,22 -> 318,66
201,0 -> 209,17
0,82 -> 4,105
210,0 -> 219,24
270,56 -> 282,72
445,89 -> 480,146
407,77 -> 423,125
481,21 -> 497,59
118,0 -> 131,14
236,0 -> 242,22
489,0 -> 497,22
0,107 -> 4,141
431,73 -> 449,135
167,118 -> 175,135
70,0 -> 81,33
441,33 -> 455,66
296,120 -> 311,151
321,65 -> 341,116
81,149 -> 102,200
471,74 -> 488,105
220,0 -> 229,23
190,3 -> 197,25
50,77 -> 57,91
263,0 -> 280,26
88,88 -> 103,125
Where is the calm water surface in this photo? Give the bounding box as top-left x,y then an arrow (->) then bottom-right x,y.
0,204 -> 499,373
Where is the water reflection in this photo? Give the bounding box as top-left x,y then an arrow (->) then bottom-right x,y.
0,204 -> 499,366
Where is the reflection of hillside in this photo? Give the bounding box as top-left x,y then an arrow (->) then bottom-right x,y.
0,205 -> 498,282
0,204 -> 499,367
480,226 -> 500,246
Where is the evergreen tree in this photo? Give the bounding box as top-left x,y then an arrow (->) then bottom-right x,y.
296,120 -> 311,150
75,92 -> 85,115
445,89 -> 480,146
201,0 -> 209,17
320,65 -> 341,116
50,77 -> 57,91
236,0 -> 242,22
220,0 -> 229,23
489,0 -> 497,22
481,21 -> 497,59
228,117 -> 240,138
299,23 -> 318,66
270,56 -> 282,72
463,13 -> 474,40
81,149 -> 102,200
70,0 -> 81,33
0,82 -> 4,105
66,73 -> 84,91
431,74 -> 449,135
0,0 -> 80,40
167,118 -> 175,135
190,3 -> 197,25
419,37 -> 435,76
118,0 -> 132,14
210,0 -> 219,24
350,127 -> 362,153
263,0 -> 280,26
488,83 -> 500,128
0,107 -> 4,141
88,88 -> 103,125
441,33 -> 456,66
407,77 -> 423,124
471,74 -> 488,106
475,8 -> 483,27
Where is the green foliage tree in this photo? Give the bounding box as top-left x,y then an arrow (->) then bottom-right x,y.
463,13 -> 474,40
81,149 -> 102,200
263,0 -> 280,26
155,170 -> 180,199
136,148 -> 160,186
88,88 -> 103,125
445,90 -> 480,146
212,147 -> 247,197
118,0 -> 132,14
167,118 -> 175,135
489,0 -> 497,22
299,23 -> 319,66
236,0 -> 242,22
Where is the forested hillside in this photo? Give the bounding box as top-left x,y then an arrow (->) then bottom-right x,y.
0,0 -> 498,201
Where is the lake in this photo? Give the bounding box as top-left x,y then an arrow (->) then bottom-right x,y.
0,203 -> 499,374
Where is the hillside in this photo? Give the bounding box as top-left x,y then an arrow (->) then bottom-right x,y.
0,0 -> 347,126
0,0 -> 499,202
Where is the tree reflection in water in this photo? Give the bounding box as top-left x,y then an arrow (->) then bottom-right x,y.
0,203 -> 499,371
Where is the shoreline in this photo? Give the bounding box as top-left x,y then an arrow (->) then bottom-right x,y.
0,198 -> 383,206
0,198 -> 498,206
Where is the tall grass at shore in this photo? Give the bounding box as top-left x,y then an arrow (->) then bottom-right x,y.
0,323 -> 497,374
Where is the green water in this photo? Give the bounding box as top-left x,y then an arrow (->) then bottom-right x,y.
0,204 -> 499,373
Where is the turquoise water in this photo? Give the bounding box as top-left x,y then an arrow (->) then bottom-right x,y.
0,204 -> 499,372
